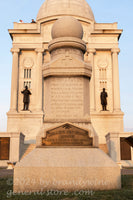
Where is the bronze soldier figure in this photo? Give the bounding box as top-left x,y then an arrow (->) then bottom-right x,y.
21,86 -> 31,110
100,88 -> 108,111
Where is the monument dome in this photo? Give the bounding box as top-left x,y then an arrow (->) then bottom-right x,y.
51,16 -> 83,39
36,0 -> 95,22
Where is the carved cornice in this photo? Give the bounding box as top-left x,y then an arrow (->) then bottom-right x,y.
42,62 -> 92,78
48,37 -> 86,53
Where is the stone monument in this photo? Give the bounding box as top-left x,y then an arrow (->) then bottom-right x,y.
0,0 -> 132,187
13,16 -> 121,192
7,0 -> 124,145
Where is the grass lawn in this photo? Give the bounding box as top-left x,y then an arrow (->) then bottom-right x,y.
0,175 -> 133,200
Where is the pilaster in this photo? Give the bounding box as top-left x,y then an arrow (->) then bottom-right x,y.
88,48 -> 96,112
10,48 -> 20,112
35,48 -> 44,112
111,48 -> 121,112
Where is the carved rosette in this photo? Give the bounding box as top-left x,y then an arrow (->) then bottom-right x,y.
23,57 -> 34,68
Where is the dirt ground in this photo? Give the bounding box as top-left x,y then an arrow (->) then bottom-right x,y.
0,169 -> 13,178
121,168 -> 133,175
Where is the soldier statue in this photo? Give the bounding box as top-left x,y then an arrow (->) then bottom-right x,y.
100,88 -> 108,111
21,86 -> 31,110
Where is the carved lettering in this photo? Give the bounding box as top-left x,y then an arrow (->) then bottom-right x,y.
50,78 -> 83,118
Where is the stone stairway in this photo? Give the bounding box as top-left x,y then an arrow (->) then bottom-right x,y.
21,144 -> 36,160
99,144 -> 109,154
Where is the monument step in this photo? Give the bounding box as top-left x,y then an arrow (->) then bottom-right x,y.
99,144 -> 109,154
14,148 -> 121,192
20,144 -> 108,159
21,144 -> 36,160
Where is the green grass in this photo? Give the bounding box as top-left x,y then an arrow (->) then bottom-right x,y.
122,175 -> 133,189
0,176 -> 133,200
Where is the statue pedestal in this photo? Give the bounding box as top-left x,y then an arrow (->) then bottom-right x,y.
14,148 -> 121,192
14,123 -> 121,192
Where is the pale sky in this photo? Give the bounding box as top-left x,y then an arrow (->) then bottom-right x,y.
0,0 -> 133,131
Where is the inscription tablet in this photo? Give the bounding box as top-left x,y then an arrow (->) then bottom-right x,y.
42,123 -> 93,147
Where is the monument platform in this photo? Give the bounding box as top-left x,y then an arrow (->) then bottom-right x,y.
14,147 -> 121,192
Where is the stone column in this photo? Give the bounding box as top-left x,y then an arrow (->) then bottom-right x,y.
35,48 -> 44,111
88,48 -> 96,112
10,48 -> 20,112
111,48 -> 121,111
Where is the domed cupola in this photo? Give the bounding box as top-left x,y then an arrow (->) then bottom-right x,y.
36,0 -> 95,22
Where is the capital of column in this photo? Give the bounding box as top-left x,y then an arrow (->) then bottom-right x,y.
10,48 -> 20,54
111,48 -> 120,54
35,48 -> 45,54
87,48 -> 96,54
